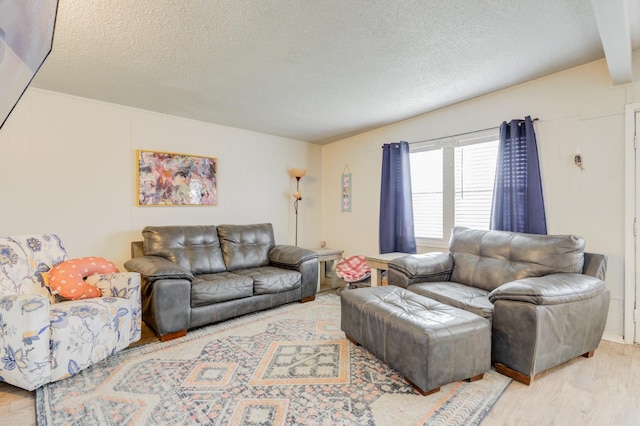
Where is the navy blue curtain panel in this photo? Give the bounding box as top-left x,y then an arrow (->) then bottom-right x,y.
490,116 -> 547,234
379,141 -> 417,253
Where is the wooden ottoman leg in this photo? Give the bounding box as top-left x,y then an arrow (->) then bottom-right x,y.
405,377 -> 440,396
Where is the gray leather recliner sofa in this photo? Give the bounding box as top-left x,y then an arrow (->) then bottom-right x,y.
388,226 -> 610,385
124,223 -> 318,341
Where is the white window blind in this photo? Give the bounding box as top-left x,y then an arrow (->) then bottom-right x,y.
410,149 -> 443,239
454,141 -> 498,230
410,134 -> 499,242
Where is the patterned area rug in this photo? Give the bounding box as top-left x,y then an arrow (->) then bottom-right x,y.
35,294 -> 510,425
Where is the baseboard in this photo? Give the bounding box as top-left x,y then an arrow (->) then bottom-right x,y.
602,332 -> 626,344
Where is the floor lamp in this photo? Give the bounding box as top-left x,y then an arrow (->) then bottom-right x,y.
290,168 -> 307,246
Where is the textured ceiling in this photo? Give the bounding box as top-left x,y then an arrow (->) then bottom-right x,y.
32,0 -> 640,144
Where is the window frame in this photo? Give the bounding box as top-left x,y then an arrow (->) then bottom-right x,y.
410,129 -> 499,249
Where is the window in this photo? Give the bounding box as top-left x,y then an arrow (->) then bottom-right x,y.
410,148 -> 444,239
410,133 -> 499,245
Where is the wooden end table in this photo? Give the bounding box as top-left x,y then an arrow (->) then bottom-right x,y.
365,252 -> 408,286
309,248 -> 344,291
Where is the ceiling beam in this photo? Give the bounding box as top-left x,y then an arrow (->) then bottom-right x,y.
591,0 -> 633,85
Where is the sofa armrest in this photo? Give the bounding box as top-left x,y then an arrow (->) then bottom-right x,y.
85,272 -> 141,298
140,278 -> 191,337
0,293 -> 52,390
268,246 -> 318,301
488,272 -> 606,305
583,252 -> 607,281
269,245 -> 318,268
85,272 -> 142,342
388,252 -> 453,288
492,289 -> 610,379
389,252 -> 454,277
125,257 -> 192,338
124,256 -> 194,282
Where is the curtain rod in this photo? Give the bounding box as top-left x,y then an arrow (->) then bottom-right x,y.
408,117 -> 539,145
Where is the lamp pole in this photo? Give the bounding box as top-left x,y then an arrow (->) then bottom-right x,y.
290,168 -> 306,247
294,176 -> 301,246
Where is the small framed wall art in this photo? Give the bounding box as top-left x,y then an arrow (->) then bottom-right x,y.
136,150 -> 217,206
342,164 -> 352,212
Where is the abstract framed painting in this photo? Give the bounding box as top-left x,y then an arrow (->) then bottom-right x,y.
136,150 -> 217,206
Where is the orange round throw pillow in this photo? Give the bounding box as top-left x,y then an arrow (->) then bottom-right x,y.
48,257 -> 119,300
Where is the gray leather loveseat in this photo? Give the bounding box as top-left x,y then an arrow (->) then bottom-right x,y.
124,223 -> 318,340
388,226 -> 610,385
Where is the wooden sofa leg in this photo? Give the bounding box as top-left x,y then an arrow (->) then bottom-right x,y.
582,350 -> 595,358
467,373 -> 484,383
345,335 -> 360,346
494,363 -> 532,385
160,329 -> 187,342
301,295 -> 316,303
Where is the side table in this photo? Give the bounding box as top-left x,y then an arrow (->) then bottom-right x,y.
365,252 -> 408,287
308,248 -> 344,291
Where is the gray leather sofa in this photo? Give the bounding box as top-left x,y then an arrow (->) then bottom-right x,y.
388,226 -> 610,385
124,223 -> 318,341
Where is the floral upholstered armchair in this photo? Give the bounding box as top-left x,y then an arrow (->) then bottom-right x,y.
0,234 -> 141,391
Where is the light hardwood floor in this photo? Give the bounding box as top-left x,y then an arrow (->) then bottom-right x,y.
1,317 -> 638,424
483,339 -> 640,425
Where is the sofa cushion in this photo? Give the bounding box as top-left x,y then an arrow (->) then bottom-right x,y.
233,266 -> 301,295
142,226 -> 226,275
449,227 -> 585,292
408,282 -> 493,320
190,272 -> 253,307
217,224 -> 275,271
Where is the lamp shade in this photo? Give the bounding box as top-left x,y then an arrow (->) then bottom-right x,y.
290,168 -> 307,179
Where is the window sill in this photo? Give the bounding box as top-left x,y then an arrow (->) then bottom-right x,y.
415,238 -> 449,252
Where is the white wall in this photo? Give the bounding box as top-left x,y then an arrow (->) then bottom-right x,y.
322,59 -> 633,340
1,60 -> 634,340
0,89 -> 322,268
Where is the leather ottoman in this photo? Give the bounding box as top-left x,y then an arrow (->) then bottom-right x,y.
340,286 -> 491,395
